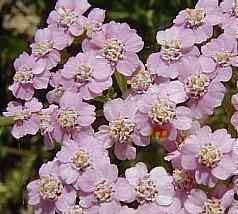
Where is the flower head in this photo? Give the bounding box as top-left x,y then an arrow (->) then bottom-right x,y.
82,21 -> 144,76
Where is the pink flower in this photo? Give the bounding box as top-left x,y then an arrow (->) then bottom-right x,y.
147,26 -> 198,79
84,8 -> 106,38
38,104 -> 59,150
47,72 -> 66,104
78,164 -> 135,212
174,0 -> 223,43
59,52 -> 112,100
180,126 -> 237,187
47,0 -> 91,36
52,91 -> 96,142
3,98 -> 42,139
96,98 -> 150,160
184,189 -> 234,214
128,62 -> 153,95
125,162 -> 176,209
27,160 -> 76,213
64,203 -> 99,214
201,34 -> 238,82
222,17 -> 238,40
82,21 -> 144,76
220,0 -> 238,19
136,81 -> 192,142
178,57 -> 226,119
31,27 -> 72,69
9,52 -> 49,100
56,136 -> 109,189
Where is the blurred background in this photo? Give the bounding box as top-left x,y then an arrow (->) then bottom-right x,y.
4,0 -> 234,213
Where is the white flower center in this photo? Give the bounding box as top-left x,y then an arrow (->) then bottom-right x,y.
13,110 -> 31,121
34,41 -> 53,56
74,64 -> 92,83
214,51 -> 233,67
66,205 -> 84,214
72,149 -> 90,170
173,169 -> 194,191
129,70 -> 152,94
201,199 -> 224,214
86,21 -> 103,38
13,67 -> 34,84
57,7 -> 78,27
103,38 -> 125,63
186,74 -> 210,99
94,180 -> 113,203
198,144 -> 222,168
39,176 -> 63,200
39,112 -> 52,132
149,101 -> 176,125
109,118 -> 135,143
161,40 -> 182,62
135,177 -> 158,204
58,109 -> 80,128
186,8 -> 206,27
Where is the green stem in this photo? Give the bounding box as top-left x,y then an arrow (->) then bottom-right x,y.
0,116 -> 14,127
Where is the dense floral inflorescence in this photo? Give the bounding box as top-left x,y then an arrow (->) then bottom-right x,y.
3,0 -> 238,213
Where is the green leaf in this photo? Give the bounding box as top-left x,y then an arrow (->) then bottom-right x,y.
0,117 -> 14,127
114,72 -> 128,97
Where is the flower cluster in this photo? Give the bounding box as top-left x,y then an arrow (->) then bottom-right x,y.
3,0 -> 238,213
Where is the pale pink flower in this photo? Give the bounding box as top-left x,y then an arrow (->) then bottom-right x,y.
82,21 -> 144,76
47,0 -> 91,36
3,98 -> 42,139
174,0 -> 223,43
180,126 -> 237,187
184,189 -> 234,214
27,160 -> 76,213
96,98 -> 150,160
147,26 -> 198,79
31,27 -> 72,69
9,52 -> 49,100
59,52 -> 112,100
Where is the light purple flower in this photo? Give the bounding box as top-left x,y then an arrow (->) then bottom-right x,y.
201,34 -> 238,82
82,21 -> 144,76
59,52 -> 112,100
125,162 -> 179,212
147,26 -> 198,79
47,0 -> 91,36
136,81 -> 192,142
221,0 -> 238,19
52,91 -> 96,142
38,104 -> 59,150
84,8 -> 106,38
174,0 -> 223,43
64,203 -> 99,214
180,126 -> 237,187
56,136 -> 109,189
47,72 -> 66,104
9,52 -> 49,100
78,164 -> 135,213
128,61 -> 153,95
184,189 -> 234,214
96,98 -> 150,160
222,17 -> 238,40
178,57 -> 226,119
31,27 -> 72,69
27,160 -> 76,214
3,98 -> 42,139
